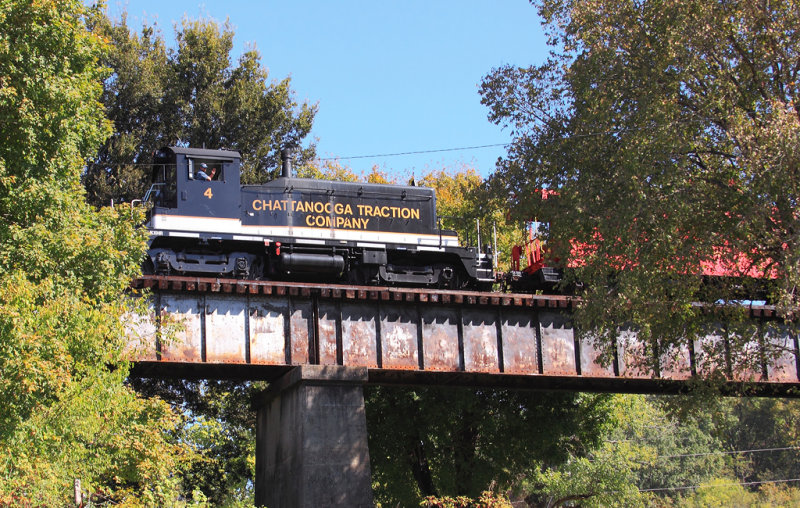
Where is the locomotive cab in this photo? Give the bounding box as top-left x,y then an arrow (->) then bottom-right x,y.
147,146 -> 242,219
144,147 -> 252,277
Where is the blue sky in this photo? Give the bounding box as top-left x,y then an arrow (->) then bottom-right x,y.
107,1 -> 547,179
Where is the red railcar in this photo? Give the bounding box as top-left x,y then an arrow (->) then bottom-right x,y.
502,190 -> 776,296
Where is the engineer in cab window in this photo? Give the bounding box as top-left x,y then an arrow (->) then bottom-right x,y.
196,163 -> 217,181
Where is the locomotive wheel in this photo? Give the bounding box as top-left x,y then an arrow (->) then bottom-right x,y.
234,256 -> 250,279
436,264 -> 461,290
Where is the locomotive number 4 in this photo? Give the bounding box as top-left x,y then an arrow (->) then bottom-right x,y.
204,188 -> 213,199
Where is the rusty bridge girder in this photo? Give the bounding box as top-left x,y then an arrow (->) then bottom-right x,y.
126,276 -> 800,396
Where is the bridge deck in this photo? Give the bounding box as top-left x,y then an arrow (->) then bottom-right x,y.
127,276 -> 800,396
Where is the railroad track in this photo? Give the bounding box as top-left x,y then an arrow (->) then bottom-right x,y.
131,275 -> 783,319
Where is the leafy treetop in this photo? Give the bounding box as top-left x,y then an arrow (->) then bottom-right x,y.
481,0 -> 800,363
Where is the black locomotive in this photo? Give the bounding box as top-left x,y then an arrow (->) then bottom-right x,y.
142,147 -> 494,290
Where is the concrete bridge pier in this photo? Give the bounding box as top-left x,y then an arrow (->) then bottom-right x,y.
254,366 -> 374,508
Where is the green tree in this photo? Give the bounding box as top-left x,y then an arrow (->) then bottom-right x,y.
83,12 -> 317,205
480,0 -> 800,365
419,166 -> 523,273
525,395 -> 728,507
296,158 -> 362,181
525,394 -> 800,507
710,397 -> 800,486
366,386 -> 615,506
680,478 -> 754,507
0,0 -> 193,504
83,11 -> 174,206
129,378 -> 262,506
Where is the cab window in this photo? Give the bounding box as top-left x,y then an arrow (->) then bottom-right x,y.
147,162 -> 177,207
189,159 -> 225,182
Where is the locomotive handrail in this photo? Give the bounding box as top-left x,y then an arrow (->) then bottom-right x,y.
129,199 -> 142,220
439,215 -> 489,251
143,183 -> 165,204
438,215 -> 472,247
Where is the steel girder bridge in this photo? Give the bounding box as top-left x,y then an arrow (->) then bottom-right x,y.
125,275 -> 799,508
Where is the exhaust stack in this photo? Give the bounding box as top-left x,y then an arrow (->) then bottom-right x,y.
281,148 -> 293,178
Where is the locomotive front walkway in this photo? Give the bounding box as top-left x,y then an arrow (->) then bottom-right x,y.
125,275 -> 800,507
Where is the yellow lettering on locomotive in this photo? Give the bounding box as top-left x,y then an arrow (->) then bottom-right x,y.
333,203 -> 353,215
262,196 -> 423,230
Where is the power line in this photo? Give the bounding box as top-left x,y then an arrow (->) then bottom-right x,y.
83,118 -> 724,168
591,444 -> 800,463
653,446 -> 800,460
315,143 -> 509,161
593,478 -> 800,496
637,478 -> 800,493
319,117 -> 715,164
590,446 -> 800,495
605,442 -> 800,458
87,142 -> 512,167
